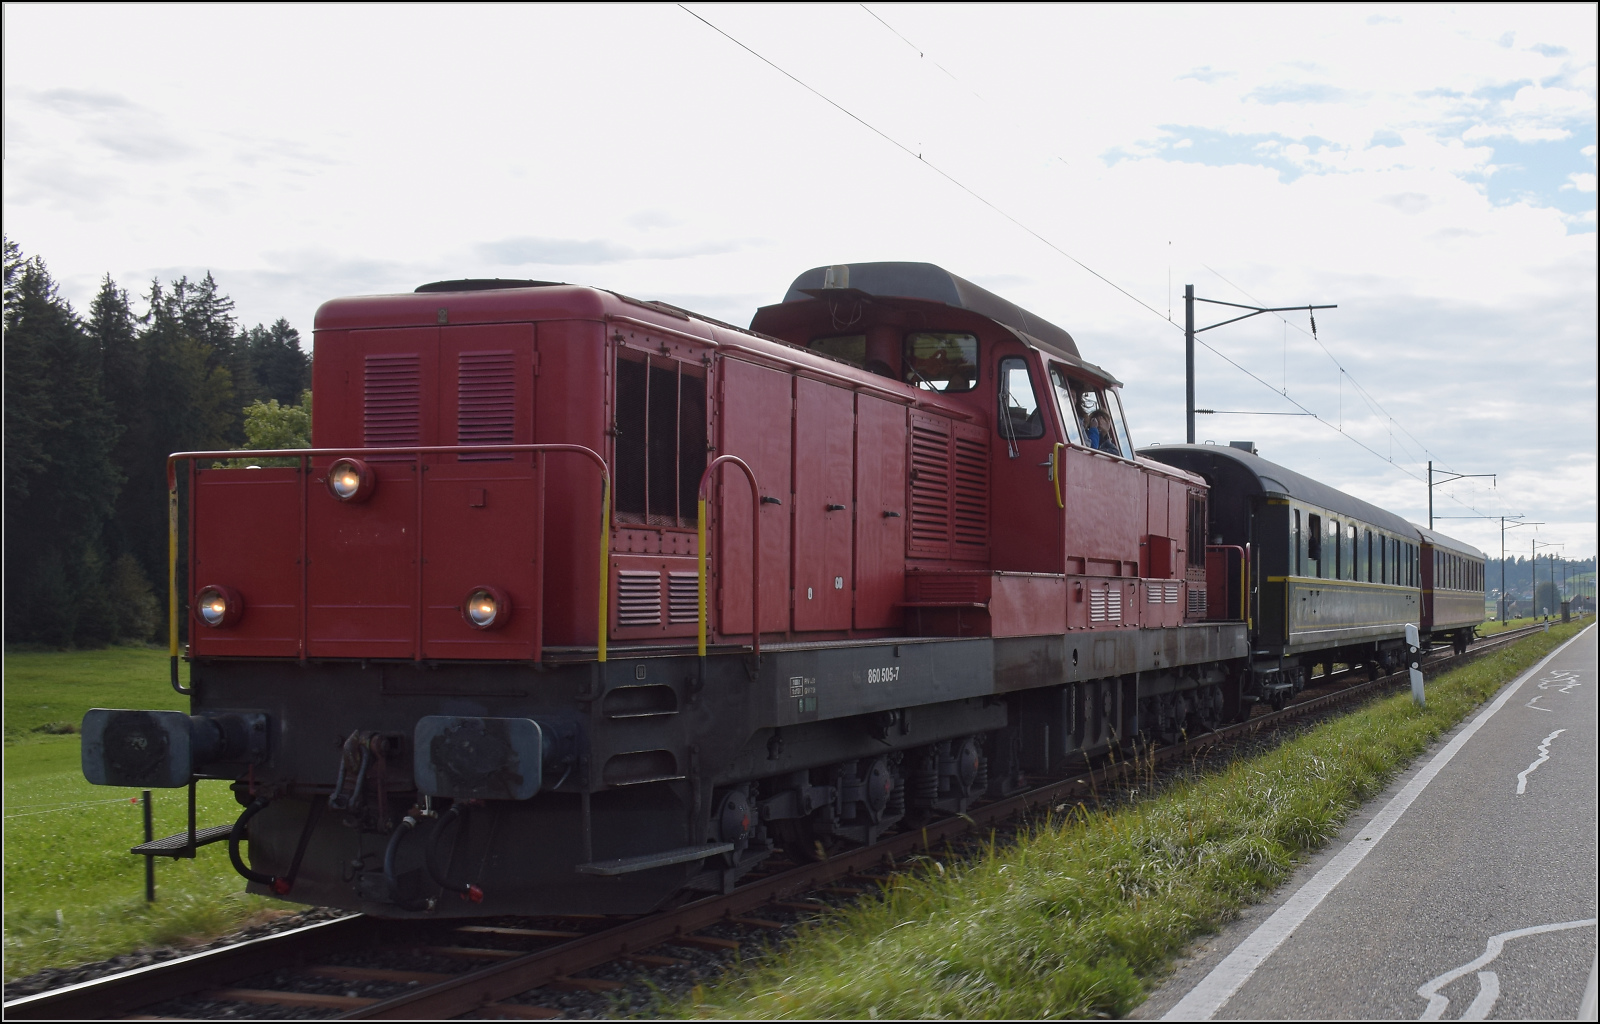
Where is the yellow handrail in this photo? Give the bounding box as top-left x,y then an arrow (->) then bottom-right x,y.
1051,442 -> 1065,510
695,455 -> 762,659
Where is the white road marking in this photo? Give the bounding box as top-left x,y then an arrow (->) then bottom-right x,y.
1415,919 -> 1597,1020
1526,694 -> 1555,712
1537,670 -> 1582,694
1161,626 -> 1593,1022
1460,971 -> 1498,1021
1516,729 -> 1567,794
1579,951 -> 1597,1022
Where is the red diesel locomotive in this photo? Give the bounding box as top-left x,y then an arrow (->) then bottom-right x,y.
84,261 -> 1393,917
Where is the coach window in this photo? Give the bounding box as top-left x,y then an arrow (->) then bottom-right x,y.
1047,365 -> 1084,446
1293,509 -> 1302,576
1307,513 -> 1322,577
998,357 -> 1044,448
1330,519 -> 1341,579
1346,524 -> 1357,581
1361,529 -> 1371,582
904,332 -> 979,393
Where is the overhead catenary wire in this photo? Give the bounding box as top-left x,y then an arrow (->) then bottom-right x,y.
680,4 -> 1500,515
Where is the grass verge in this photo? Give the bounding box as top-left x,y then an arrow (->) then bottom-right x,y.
675,621 -> 1592,1019
4,647 -> 276,982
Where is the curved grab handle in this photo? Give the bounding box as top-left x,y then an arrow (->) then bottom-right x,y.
696,456 -> 762,661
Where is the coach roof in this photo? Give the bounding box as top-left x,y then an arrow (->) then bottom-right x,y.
1137,443 -> 1421,538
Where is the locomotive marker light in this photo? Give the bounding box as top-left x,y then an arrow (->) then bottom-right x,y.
1406,622 -> 1424,706
326,457 -> 377,503
194,584 -> 244,628
462,586 -> 511,630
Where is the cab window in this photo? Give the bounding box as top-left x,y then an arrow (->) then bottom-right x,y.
810,334 -> 865,367
1047,364 -> 1083,446
904,332 -> 978,393
1077,386 -> 1123,456
997,357 -> 1044,442
1104,388 -> 1135,458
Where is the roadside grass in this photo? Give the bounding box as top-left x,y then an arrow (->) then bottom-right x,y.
3,647 -> 276,981
676,622 -> 1591,1020
1478,613 -> 1587,637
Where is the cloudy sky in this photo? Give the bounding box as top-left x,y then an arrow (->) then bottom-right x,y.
5,4 -> 1596,561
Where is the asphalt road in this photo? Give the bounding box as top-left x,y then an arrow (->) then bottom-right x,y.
1140,624 -> 1598,1021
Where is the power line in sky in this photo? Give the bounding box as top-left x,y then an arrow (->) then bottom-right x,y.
680,4 -> 1502,520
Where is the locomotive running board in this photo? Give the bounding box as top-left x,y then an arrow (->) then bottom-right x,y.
576,843 -> 735,876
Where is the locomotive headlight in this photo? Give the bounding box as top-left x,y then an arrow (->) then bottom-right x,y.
195,585 -> 244,628
462,586 -> 511,630
326,458 -> 376,503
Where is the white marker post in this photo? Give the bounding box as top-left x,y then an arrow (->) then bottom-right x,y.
1406,622 -> 1425,707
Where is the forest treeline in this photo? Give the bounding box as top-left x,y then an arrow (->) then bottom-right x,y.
4,238 -> 311,647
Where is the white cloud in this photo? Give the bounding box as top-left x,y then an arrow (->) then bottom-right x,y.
3,3 -> 1594,556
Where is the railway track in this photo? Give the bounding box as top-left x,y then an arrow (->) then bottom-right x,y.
5,623 -> 1555,1021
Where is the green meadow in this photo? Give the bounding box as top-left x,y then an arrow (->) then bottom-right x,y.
3,647 -> 275,981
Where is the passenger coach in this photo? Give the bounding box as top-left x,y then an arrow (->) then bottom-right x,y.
1139,444 -> 1483,708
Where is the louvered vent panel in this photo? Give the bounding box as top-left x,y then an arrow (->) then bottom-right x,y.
1090,589 -> 1108,623
458,350 -> 516,461
1107,589 -> 1122,623
1188,586 -> 1208,617
907,416 -> 951,558
364,354 -> 421,457
951,429 -> 989,560
1164,581 -> 1179,604
1149,583 -> 1163,605
916,577 -> 982,602
667,572 -> 699,624
617,571 -> 663,627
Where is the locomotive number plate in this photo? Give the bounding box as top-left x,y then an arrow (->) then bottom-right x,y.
867,666 -> 901,684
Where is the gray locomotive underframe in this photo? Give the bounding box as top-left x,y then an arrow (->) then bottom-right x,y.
175,620 -> 1243,917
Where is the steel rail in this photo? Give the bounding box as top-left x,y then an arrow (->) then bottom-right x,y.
5,622 -> 1555,1021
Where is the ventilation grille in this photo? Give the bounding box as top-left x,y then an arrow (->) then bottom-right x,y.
952,431 -> 989,557
667,572 -> 699,624
364,354 -> 421,456
1164,581 -> 1180,604
905,415 -> 990,562
908,417 -> 952,557
914,576 -> 983,602
617,571 -> 662,627
458,350 -> 515,460
1090,587 -> 1123,624
1188,586 -> 1208,616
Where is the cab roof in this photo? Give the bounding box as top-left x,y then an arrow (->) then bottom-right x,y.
765,262 -> 1121,386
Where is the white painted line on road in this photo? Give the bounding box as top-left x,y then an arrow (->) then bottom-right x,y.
1526,694 -> 1555,712
1516,728 -> 1566,794
1579,951 -> 1597,1022
1415,918 -> 1597,1020
1460,970 -> 1498,1021
1161,624 -> 1595,1022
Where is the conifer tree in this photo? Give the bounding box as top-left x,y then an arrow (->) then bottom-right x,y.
3,241 -> 123,645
